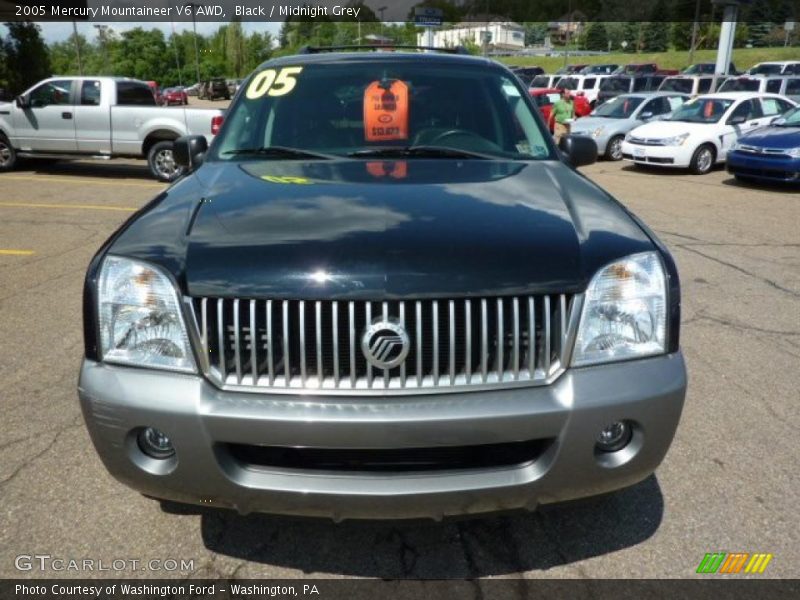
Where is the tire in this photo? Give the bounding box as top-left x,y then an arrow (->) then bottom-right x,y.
689,144 -> 716,175
0,133 -> 18,172
605,135 -> 625,161
147,140 -> 185,183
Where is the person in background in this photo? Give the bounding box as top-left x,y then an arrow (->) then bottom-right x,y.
550,89 -> 575,144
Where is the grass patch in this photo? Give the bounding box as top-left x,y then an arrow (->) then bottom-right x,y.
498,47 -> 800,73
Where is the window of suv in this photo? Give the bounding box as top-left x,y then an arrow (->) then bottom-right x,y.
529,75 -> 551,88
720,78 -> 760,92
556,77 -> 580,90
765,79 -> 782,94
786,79 -> 800,96
600,77 -> 631,92
116,81 -> 157,106
583,77 -> 597,89
697,77 -> 712,93
660,78 -> 693,94
212,61 -> 553,162
29,80 -> 73,107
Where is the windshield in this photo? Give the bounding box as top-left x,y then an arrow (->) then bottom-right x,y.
719,78 -> 760,92
749,64 -> 784,75
600,77 -> 631,92
530,75 -> 551,87
775,106 -> 800,127
210,61 -> 552,162
660,78 -> 694,93
592,95 -> 645,118
667,98 -> 734,123
684,64 -> 709,74
556,77 -> 580,90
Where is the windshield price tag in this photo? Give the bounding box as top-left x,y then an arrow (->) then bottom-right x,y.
364,80 -> 409,142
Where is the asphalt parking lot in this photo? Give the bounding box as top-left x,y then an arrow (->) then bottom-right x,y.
0,157 -> 797,579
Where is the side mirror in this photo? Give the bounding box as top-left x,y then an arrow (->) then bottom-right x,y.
728,115 -> 747,125
15,95 -> 29,109
173,135 -> 208,173
559,134 -> 597,168
640,111 -> 654,120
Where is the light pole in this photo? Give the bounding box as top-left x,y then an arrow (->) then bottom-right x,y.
72,21 -> 83,75
184,2 -> 202,84
94,24 -> 110,75
378,6 -> 387,39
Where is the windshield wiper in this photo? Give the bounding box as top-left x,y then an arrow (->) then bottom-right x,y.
222,146 -> 336,160
347,145 -> 498,160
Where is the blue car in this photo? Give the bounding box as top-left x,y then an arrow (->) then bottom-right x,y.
727,106 -> 800,183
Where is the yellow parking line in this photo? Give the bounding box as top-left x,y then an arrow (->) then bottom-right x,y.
0,201 -> 137,212
0,249 -> 35,255
0,174 -> 164,188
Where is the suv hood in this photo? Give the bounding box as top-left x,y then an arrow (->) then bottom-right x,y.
111,159 -> 654,298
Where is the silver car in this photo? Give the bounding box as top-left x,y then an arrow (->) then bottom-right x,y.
571,92 -> 689,160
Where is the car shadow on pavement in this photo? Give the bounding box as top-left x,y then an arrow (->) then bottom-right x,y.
19,159 -> 155,181
165,475 -> 664,577
721,176 -> 800,193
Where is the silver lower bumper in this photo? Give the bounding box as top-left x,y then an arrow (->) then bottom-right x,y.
78,353 -> 686,520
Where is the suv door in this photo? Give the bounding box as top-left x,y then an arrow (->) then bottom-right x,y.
13,79 -> 78,152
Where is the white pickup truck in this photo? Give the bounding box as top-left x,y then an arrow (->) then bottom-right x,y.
0,76 -> 223,181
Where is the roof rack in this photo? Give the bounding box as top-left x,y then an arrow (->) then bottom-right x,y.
297,45 -> 471,55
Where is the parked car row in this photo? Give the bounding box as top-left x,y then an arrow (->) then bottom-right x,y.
620,92 -> 798,175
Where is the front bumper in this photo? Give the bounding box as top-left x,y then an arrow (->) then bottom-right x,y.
78,353 -> 686,521
621,141 -> 691,168
727,151 -> 800,182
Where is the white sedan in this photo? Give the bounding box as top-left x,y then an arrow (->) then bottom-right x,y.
620,92 -> 797,174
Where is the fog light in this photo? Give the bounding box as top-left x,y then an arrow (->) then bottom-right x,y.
595,421 -> 632,453
137,427 -> 175,459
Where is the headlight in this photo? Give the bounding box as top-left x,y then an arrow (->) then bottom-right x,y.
731,141 -> 743,152
662,133 -> 690,146
572,252 -> 667,367
787,147 -> 800,157
98,256 -> 196,372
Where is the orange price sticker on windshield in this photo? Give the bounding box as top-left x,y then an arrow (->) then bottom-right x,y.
364,80 -> 409,142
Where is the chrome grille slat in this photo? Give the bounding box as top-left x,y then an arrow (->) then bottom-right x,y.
193,294 -> 577,395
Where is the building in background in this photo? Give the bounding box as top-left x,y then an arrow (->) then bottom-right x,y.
548,11 -> 586,45
418,21 -> 525,51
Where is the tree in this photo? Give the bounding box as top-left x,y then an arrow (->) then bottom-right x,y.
225,21 -> 246,78
642,22 -> 669,52
621,22 -> 642,52
524,22 -> 548,46
670,21 -> 693,51
583,22 -> 608,51
3,22 -> 51,94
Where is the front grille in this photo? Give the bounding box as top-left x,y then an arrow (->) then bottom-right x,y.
189,295 -> 578,394
225,439 -> 553,472
735,145 -> 792,158
627,137 -> 666,147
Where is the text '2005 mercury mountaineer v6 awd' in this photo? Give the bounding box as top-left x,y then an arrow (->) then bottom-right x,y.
78,49 -> 687,521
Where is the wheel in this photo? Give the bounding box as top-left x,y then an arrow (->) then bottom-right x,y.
147,141 -> 185,182
605,135 -> 624,161
689,144 -> 715,175
0,133 -> 18,172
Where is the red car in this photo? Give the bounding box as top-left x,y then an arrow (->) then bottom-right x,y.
529,88 -> 591,132
162,87 -> 188,106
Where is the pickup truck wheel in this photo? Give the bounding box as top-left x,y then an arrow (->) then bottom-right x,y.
689,144 -> 715,175
605,135 -> 624,161
0,134 -> 17,171
148,141 -> 185,182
